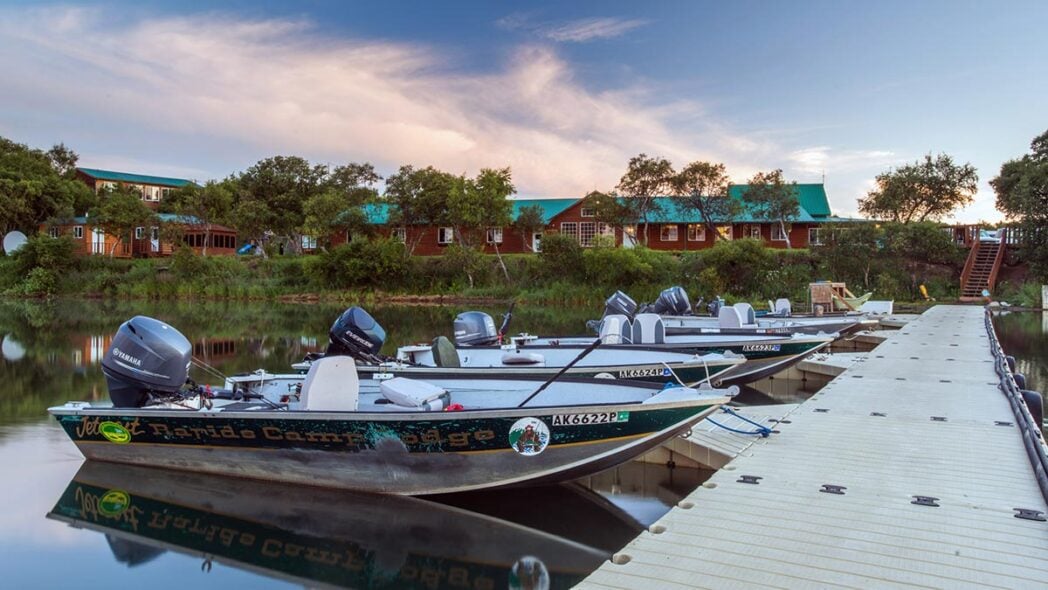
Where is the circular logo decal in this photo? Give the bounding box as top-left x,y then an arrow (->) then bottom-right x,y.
508,417 -> 550,456
510,556 -> 550,590
99,421 -> 131,444
98,489 -> 131,517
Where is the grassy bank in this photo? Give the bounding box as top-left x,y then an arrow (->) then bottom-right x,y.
0,234 -> 993,307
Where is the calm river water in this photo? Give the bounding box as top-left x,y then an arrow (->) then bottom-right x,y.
4,300 -> 1041,589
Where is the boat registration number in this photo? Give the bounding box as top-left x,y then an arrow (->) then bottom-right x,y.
742,344 -> 781,352
551,411 -> 630,427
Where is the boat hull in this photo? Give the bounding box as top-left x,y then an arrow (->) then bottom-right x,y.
50,399 -> 724,495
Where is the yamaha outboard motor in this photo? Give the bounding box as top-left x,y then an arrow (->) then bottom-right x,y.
102,316 -> 192,408
454,311 -> 499,346
651,286 -> 692,316
328,306 -> 386,362
603,291 -> 638,319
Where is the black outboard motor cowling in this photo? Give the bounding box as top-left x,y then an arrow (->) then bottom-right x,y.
454,311 -> 498,346
603,291 -> 638,319
101,316 -> 192,408
328,307 -> 386,361
652,286 -> 692,316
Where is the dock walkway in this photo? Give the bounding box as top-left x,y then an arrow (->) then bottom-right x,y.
580,305 -> 1048,589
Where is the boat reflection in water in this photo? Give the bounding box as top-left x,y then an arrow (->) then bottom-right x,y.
47,461 -> 645,589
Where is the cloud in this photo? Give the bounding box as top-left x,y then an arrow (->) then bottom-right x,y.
0,7 -> 740,196
497,13 -> 649,43
788,146 -> 897,176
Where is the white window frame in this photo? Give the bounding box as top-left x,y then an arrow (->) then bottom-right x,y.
579,222 -> 597,246
580,207 -> 596,218
485,227 -> 503,244
48,227 -> 60,238
134,227 -> 144,240
771,224 -> 787,241
747,225 -> 762,239
437,227 -> 454,245
73,226 -> 84,239
716,225 -> 733,241
145,186 -> 161,201
560,222 -> 579,241
392,227 -> 406,243
150,227 -> 159,241
687,224 -> 706,242
660,224 -> 679,242
808,227 -> 823,246
301,235 -> 317,250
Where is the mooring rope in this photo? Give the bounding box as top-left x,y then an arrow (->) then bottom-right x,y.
705,406 -> 774,437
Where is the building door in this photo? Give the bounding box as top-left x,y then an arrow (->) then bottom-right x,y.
532,232 -> 542,252
91,229 -> 105,254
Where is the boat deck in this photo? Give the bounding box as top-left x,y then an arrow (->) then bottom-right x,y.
579,305 -> 1048,589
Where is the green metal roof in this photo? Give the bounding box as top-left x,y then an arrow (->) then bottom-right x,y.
641,197 -> 817,224
729,183 -> 831,218
77,167 -> 195,188
510,198 -> 577,223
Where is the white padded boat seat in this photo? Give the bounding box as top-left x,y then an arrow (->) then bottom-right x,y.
379,377 -> 451,411
631,313 -> 666,344
732,303 -> 758,327
300,356 -> 359,411
600,314 -> 632,344
431,336 -> 461,368
501,351 -> 545,365
718,306 -> 743,329
774,298 -> 792,317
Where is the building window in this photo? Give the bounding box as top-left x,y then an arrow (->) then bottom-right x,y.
145,186 -> 160,201
73,226 -> 84,239
716,225 -> 733,241
747,225 -> 761,239
580,207 -> 595,218
560,222 -> 578,241
437,227 -> 454,245
771,224 -> 787,241
161,188 -> 171,200
48,227 -> 60,238
392,227 -> 406,243
660,225 -> 679,242
486,227 -> 503,244
579,222 -> 597,246
150,227 -> 159,240
301,235 -> 317,250
598,222 -> 614,237
687,224 -> 706,241
134,227 -> 144,240
808,227 -> 823,246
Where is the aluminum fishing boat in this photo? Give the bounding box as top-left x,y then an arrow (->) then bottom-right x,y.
49,315 -> 732,495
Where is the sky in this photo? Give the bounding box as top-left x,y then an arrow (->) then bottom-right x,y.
0,0 -> 1045,222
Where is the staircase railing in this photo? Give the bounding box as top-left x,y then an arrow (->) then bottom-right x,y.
986,228 -> 1007,294
960,238 -> 981,294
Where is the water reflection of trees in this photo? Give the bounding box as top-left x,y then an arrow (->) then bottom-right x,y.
993,311 -> 1048,396
0,299 -> 595,425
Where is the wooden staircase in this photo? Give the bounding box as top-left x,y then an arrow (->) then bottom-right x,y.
960,231 -> 1006,301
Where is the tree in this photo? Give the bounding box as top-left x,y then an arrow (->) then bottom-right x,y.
992,128 -> 1048,279
231,199 -> 272,258
383,165 -> 457,255
812,223 -> 882,288
301,189 -> 369,251
582,190 -> 634,238
740,169 -> 800,249
235,156 -> 328,254
673,161 -> 741,238
445,168 -> 515,280
89,186 -> 157,257
513,204 -> 546,252
0,136 -> 95,235
165,179 -> 234,255
616,154 -> 674,245
859,154 -> 978,223
46,143 -> 79,178
883,222 -> 962,294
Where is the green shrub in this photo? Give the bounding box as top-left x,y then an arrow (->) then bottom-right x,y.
538,234 -> 583,280
20,267 -> 59,296
681,239 -> 773,296
10,236 -> 78,276
305,239 -> 409,289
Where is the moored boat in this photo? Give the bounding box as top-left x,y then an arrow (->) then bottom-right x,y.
49,315 -> 732,495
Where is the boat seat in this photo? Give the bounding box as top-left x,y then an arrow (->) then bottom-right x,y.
431,336 -> 461,368
732,303 -> 758,327
774,298 -> 792,317
300,356 -> 359,411
501,351 -> 545,365
599,314 -> 632,344
718,306 -> 748,329
631,313 -> 666,344
379,377 -> 451,411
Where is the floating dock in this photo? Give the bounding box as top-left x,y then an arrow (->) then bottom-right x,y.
581,305 -> 1048,589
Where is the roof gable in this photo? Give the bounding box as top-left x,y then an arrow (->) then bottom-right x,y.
510,198 -> 578,223
77,167 -> 195,188
728,183 -> 831,218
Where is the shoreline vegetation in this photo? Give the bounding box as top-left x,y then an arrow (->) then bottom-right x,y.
3,232 -> 1041,309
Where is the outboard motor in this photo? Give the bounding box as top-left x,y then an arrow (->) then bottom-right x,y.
651,286 -> 692,316
707,296 -> 725,318
603,291 -> 638,319
101,316 -> 192,408
328,306 -> 386,362
454,311 -> 499,346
